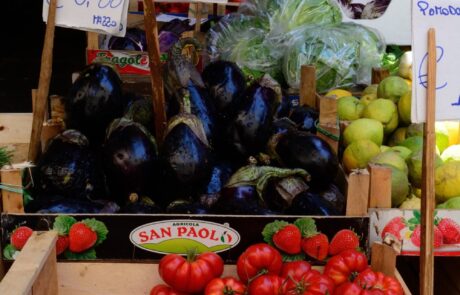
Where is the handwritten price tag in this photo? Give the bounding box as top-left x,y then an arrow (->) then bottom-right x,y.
412,0 -> 460,122
42,0 -> 129,37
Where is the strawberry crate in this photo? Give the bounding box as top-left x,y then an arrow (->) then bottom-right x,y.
0,231 -> 411,295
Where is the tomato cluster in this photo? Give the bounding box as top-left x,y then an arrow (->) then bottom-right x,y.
150,244 -> 404,295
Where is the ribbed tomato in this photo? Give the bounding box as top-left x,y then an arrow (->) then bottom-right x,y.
150,284 -> 189,295
354,269 -> 403,295
281,269 -> 335,295
323,250 -> 368,285
236,243 -> 283,283
159,252 -> 224,293
204,276 -> 246,295
248,275 -> 284,295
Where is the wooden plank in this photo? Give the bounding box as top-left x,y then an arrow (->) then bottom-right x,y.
0,169 -> 24,213
299,65 -> 316,108
86,32 -> 99,50
317,96 -> 339,154
41,121 -> 64,152
345,169 -> 370,216
49,95 -> 66,121
0,231 -> 58,295
0,114 -> 33,144
420,28 -> 437,295
28,0 -> 57,162
368,164 -> 392,208
371,242 -> 397,277
371,67 -> 390,84
143,0 -> 167,143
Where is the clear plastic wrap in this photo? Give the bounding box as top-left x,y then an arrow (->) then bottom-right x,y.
282,23 -> 385,93
207,14 -> 283,80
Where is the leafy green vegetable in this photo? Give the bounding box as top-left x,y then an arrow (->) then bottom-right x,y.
82,218 -> 108,246
382,45 -> 404,75
261,220 -> 289,245
53,215 -> 77,236
65,248 -> 97,260
0,147 -> 12,168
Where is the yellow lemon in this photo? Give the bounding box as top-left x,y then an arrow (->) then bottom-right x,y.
338,96 -> 364,121
398,91 -> 411,126
435,161 -> 460,203
362,99 -> 399,135
377,76 -> 410,103
325,89 -> 352,99
343,118 -> 384,147
342,140 -> 381,172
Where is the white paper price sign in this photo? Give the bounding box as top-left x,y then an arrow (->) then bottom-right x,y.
42,0 -> 130,37
412,0 -> 460,122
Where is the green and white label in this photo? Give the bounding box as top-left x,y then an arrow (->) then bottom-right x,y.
129,220 -> 240,254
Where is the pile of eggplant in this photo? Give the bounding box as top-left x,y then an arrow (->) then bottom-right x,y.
28,41 -> 345,216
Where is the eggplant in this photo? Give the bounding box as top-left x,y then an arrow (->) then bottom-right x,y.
166,199 -> 208,214
271,118 -> 297,137
33,130 -> 106,200
288,105 -> 318,134
26,195 -> 118,214
286,191 -> 339,216
120,196 -> 163,214
271,131 -> 338,188
108,28 -> 147,51
202,61 -> 247,120
212,185 -> 265,214
227,75 -> 281,158
161,114 -> 213,186
198,161 -> 235,208
65,63 -> 124,145
316,184 -> 346,214
263,176 -> 309,212
123,94 -> 154,134
104,119 -> 160,205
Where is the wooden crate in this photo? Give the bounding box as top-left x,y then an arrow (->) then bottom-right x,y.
0,231 -> 412,295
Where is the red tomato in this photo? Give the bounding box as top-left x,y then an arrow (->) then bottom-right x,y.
248,275 -> 284,295
204,276 -> 246,295
150,284 -> 189,295
355,269 -> 403,295
237,243 -> 283,283
323,250 -> 368,285
159,252 -> 224,293
333,282 -> 364,295
280,261 -> 312,279
281,269 -> 335,295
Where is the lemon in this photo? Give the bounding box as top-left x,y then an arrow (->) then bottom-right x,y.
436,161 -> 460,202
360,93 -> 377,106
325,89 -> 352,99
338,96 -> 364,121
362,84 -> 378,96
370,151 -> 408,175
383,164 -> 410,207
441,145 -> 460,162
406,123 -> 449,153
343,118 -> 384,147
399,195 -> 421,209
398,91 -> 411,126
443,121 -> 460,145
387,127 -> 407,147
388,146 -> 413,161
343,140 -> 381,172
380,145 -> 390,153
377,76 -> 410,103
409,150 -> 443,188
362,99 -> 399,135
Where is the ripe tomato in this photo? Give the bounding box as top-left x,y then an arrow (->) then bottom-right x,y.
333,282 -> 363,295
237,243 -> 283,283
248,275 -> 284,295
280,261 -> 312,279
355,269 -> 403,295
204,276 -> 246,295
159,252 -> 224,293
323,250 -> 368,285
281,269 -> 335,295
150,284 -> 188,295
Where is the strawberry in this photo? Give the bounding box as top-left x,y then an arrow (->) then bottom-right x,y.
69,222 -> 97,253
328,229 -> 359,256
381,217 -> 406,240
437,218 -> 460,244
11,226 -> 33,250
56,236 -> 69,255
410,225 -> 443,248
301,233 -> 329,260
272,224 -> 302,254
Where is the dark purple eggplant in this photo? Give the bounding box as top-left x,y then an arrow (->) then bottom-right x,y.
288,105 -> 318,134
108,28 -> 147,51
104,119 -> 159,205
315,183 -> 346,214
263,176 -> 309,212
25,195 -> 118,213
65,63 -> 124,145
33,130 -> 106,201
212,185 -> 265,214
271,131 -> 338,188
271,118 -> 298,137
123,94 -> 154,134
285,191 -> 339,216
166,199 -> 208,214
198,161 -> 235,208
161,114 -> 213,186
202,61 -> 247,120
120,197 -> 163,214
227,75 -> 281,158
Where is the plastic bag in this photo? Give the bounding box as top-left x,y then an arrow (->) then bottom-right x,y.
282,23 -> 385,92
207,14 -> 283,80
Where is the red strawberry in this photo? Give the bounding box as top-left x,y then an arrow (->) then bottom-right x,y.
69,223 -> 97,253
11,226 -> 33,250
411,225 -> 443,248
328,229 -> 359,256
381,217 -> 406,240
437,218 -> 460,244
301,233 -> 329,260
56,236 -> 69,255
273,224 -> 302,254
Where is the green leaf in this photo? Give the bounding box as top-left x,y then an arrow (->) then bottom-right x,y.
407,218 -> 419,225
3,244 -> 18,260
413,210 -> 421,221
282,252 -> 306,262
23,190 -> 33,206
261,220 -> 289,246
64,248 -> 97,260
53,215 -> 77,236
294,218 -> 317,238
82,218 -> 108,246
